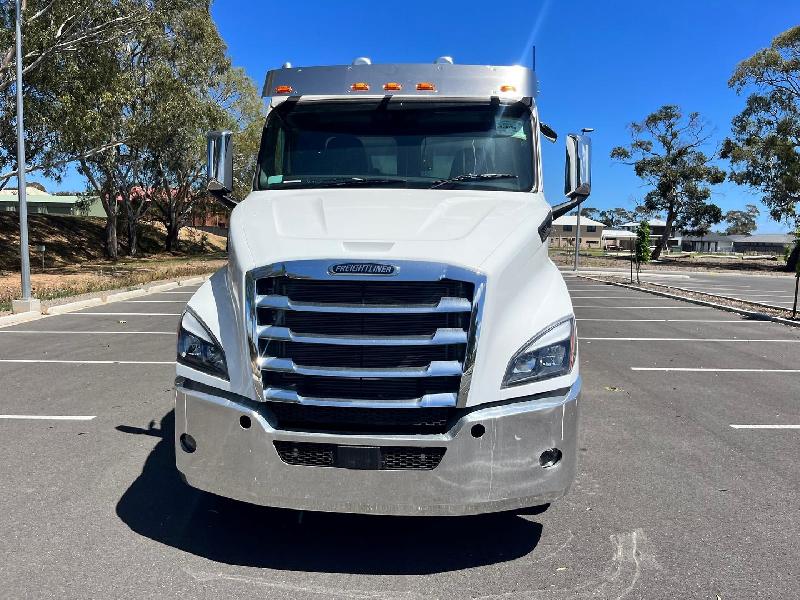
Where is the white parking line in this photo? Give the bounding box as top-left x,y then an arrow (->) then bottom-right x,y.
631,367 -> 800,373
0,414 -> 96,421
0,359 -> 174,365
120,300 -> 187,303
576,318 -> 763,323
68,312 -> 182,316
0,330 -> 174,335
582,337 -> 800,342
572,305 -> 708,309
730,424 -> 800,429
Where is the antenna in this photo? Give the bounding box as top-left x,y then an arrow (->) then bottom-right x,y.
532,45 -> 536,70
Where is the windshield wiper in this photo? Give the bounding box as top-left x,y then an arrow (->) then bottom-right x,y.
428,173 -> 518,189
275,177 -> 407,188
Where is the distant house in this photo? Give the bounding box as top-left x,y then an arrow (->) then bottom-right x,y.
0,185 -> 104,217
551,215 -> 605,249
601,229 -> 637,251
620,218 -> 682,251
731,234 -> 795,254
681,234 -> 735,253
682,233 -> 794,254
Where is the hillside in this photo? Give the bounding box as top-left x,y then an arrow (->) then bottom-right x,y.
0,213 -> 225,270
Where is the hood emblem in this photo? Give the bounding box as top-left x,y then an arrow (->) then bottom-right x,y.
328,263 -> 398,276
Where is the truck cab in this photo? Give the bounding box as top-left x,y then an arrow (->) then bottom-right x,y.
174,58 -> 591,515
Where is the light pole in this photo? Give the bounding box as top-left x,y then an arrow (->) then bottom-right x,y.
11,0 -> 37,314
573,127 -> 594,272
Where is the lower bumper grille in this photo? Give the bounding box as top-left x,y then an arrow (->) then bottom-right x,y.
274,441 -> 446,471
267,403 -> 454,434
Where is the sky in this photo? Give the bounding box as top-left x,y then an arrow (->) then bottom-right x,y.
45,0 -> 799,232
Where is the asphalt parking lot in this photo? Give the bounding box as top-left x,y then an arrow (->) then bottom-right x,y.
622,269 -> 798,310
1,275 -> 798,599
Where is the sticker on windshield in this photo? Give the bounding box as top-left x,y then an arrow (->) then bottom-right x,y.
494,118 -> 527,140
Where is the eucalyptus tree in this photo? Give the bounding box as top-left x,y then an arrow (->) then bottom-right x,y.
722,25 -> 800,270
66,0 -> 235,258
611,105 -> 725,260
149,66 -> 265,251
0,0 -> 141,190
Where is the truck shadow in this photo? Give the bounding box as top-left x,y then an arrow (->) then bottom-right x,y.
115,410 -> 543,574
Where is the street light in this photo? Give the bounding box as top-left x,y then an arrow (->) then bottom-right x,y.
11,0 -> 37,314
573,127 -> 594,272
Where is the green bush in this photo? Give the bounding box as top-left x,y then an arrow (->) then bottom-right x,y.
636,221 -> 652,264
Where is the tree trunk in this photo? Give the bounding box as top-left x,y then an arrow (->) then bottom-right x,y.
105,214 -> 118,261
127,216 -> 138,257
165,222 -> 179,252
651,207 -> 676,261
786,243 -> 799,273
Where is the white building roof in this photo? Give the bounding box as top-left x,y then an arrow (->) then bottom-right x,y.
602,229 -> 637,238
552,215 -> 605,227
620,219 -> 667,228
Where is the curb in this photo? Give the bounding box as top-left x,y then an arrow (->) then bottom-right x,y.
0,274 -> 211,329
578,275 -> 800,329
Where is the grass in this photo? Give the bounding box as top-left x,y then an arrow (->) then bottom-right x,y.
1,254 -> 226,311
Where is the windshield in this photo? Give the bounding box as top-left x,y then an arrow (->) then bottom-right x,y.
255,100 -> 535,191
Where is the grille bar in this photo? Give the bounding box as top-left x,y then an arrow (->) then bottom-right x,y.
259,357 -> 463,378
256,294 -> 472,314
264,388 -> 458,408
257,325 -> 468,346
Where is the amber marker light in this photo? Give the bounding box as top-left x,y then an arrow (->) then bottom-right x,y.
416,82 -> 436,91
499,84 -> 516,93
351,82 -> 370,91
383,82 -> 402,91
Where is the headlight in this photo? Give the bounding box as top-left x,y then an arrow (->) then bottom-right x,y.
177,308 -> 228,380
502,317 -> 576,387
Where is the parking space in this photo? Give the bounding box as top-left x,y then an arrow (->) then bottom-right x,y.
641,271 -> 798,309
1,276 -> 798,598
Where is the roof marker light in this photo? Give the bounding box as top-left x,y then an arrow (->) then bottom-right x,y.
351,82 -> 370,91
500,84 -> 516,93
274,85 -> 293,94
383,82 -> 402,91
416,82 -> 436,91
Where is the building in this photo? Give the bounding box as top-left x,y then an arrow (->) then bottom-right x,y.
731,234 -> 795,254
620,218 -> 682,251
0,185 -> 104,217
551,215 -> 605,249
682,233 -> 795,254
681,234 -> 735,253
601,229 -> 637,251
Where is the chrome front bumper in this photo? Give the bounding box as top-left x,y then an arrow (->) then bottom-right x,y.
174,379 -> 580,516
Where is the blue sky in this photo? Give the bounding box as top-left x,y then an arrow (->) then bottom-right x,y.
46,0 -> 799,232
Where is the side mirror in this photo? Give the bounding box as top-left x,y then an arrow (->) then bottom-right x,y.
552,133 -> 592,219
206,130 -> 236,209
564,133 -> 591,199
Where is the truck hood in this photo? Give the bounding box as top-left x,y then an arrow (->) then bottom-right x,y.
230,188 -> 550,272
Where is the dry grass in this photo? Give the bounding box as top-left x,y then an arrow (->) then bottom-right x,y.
0,256 -> 226,312
0,213 -> 227,313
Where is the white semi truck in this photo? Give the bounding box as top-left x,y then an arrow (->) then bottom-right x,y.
174,57 -> 591,516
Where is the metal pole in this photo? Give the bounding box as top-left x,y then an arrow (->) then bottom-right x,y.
15,0 -> 32,301
573,209 -> 581,271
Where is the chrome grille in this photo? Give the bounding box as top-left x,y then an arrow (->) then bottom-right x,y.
247,261 -> 484,412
